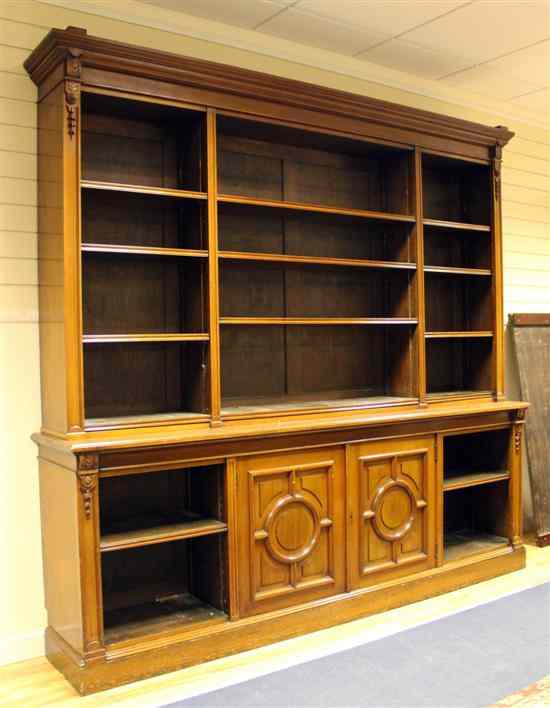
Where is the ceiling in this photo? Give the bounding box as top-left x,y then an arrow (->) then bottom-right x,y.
139,0 -> 550,120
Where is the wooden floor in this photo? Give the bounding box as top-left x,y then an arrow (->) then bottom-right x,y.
1,542 -> 549,708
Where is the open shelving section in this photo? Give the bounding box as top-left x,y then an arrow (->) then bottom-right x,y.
442,429 -> 510,562
99,464 -> 228,644
421,153 -> 495,400
78,91 -> 500,427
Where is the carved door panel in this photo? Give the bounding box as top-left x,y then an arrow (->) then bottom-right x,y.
236,447 -> 346,617
348,436 -> 436,588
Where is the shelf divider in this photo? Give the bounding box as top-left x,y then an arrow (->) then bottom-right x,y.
218,193 -> 416,223
81,179 -> 207,201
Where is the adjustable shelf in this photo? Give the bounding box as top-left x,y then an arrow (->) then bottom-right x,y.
219,251 -> 416,271
100,517 -> 228,553
423,218 -> 490,232
424,266 -> 491,277
218,194 -> 415,224
82,244 -> 208,259
220,317 -> 418,326
82,180 -> 207,201
443,470 -> 510,492
425,331 -> 493,339
83,333 -> 209,343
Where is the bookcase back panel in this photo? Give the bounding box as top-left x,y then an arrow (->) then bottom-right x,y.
217,116 -> 412,214
424,227 -> 490,270
82,255 -> 207,334
84,342 -> 208,419
82,93 -> 204,191
422,154 -> 490,225
82,191 -> 206,250
426,339 -> 492,394
220,262 -> 413,318
218,204 -> 414,263
425,273 -> 492,332
220,325 -> 413,408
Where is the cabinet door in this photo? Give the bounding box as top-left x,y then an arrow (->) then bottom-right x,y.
236,447 -> 346,617
348,436 -> 436,588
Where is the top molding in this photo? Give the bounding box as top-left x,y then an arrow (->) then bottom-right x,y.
25,26 -> 514,151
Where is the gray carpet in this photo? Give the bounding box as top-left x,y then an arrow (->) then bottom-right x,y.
165,582 -> 550,708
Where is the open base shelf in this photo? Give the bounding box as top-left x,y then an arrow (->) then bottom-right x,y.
444,531 -> 509,563
103,591 -> 227,645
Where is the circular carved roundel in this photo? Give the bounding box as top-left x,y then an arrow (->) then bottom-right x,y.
371,479 -> 417,542
264,493 -> 321,564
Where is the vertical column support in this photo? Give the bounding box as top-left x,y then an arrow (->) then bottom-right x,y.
226,458 -> 240,620
491,143 -> 505,400
206,109 -> 222,425
63,47 -> 85,431
435,433 -> 445,566
76,453 -> 104,660
413,148 -> 427,406
510,411 -> 525,548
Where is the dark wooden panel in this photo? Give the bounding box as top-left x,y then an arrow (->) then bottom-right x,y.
83,255 -> 207,334
424,226 -> 490,270
221,324 -> 414,407
426,339 -> 493,393
217,121 -> 411,214
218,203 -> 414,262
511,315 -> 550,542
82,92 -> 204,190
82,191 -> 206,249
84,342 -> 208,418
422,154 -> 490,225
220,262 -> 412,318
425,273 -> 492,331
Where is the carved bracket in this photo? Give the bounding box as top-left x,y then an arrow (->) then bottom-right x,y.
64,48 -> 82,139
78,474 -> 97,520
77,454 -> 99,520
492,143 -> 502,204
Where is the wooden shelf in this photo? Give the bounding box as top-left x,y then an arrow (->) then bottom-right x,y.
101,518 -> 228,553
218,194 -> 416,224
424,265 -> 491,277
83,333 -> 209,344
425,331 -> 493,339
82,244 -> 208,259
426,390 -> 492,400
219,251 -> 416,271
443,470 -> 510,492
444,531 -> 508,563
220,317 -> 418,326
81,180 -> 207,201
423,218 -> 490,232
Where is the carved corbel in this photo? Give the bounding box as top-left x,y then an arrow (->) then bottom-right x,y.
64,48 -> 82,138
77,454 -> 99,520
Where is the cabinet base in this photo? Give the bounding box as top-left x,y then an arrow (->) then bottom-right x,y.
46,545 -> 525,695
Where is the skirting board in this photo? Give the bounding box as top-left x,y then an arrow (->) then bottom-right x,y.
46,545 -> 525,695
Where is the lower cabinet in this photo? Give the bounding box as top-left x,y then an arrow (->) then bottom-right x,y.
347,436 -> 436,587
235,447 -> 346,617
